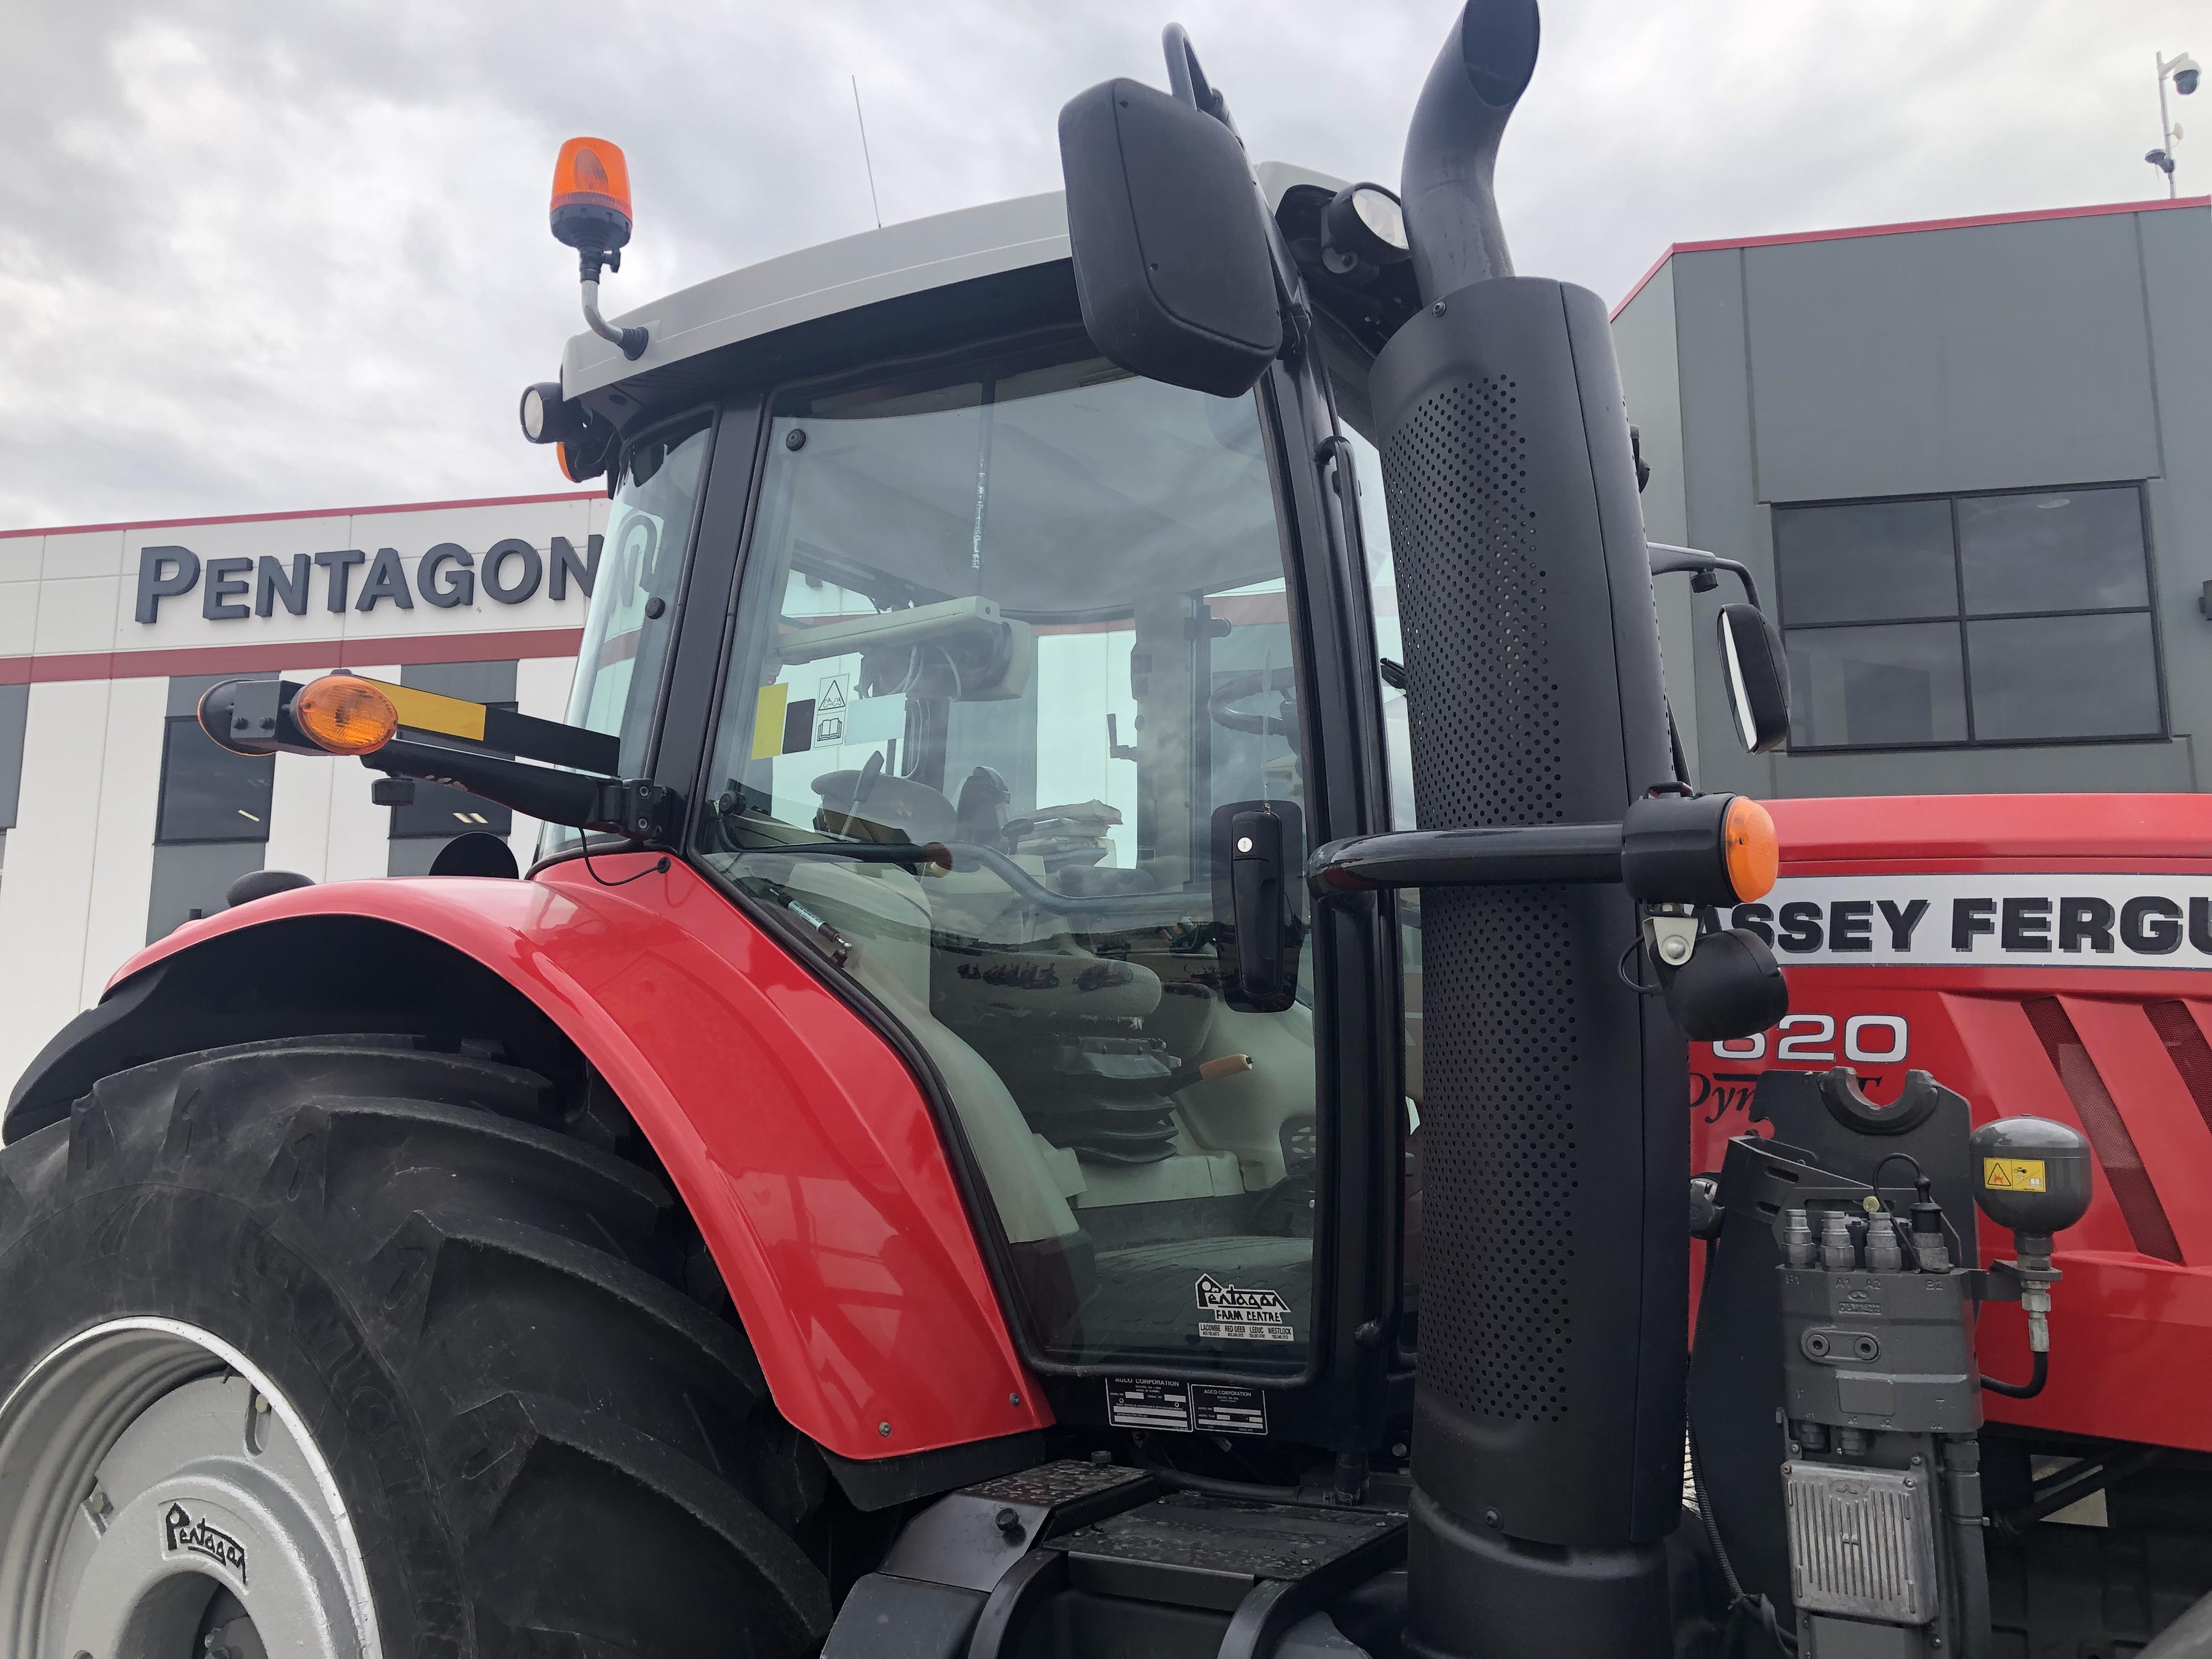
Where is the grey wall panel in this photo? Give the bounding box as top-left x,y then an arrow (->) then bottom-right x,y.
1669,249 -> 1776,799
1767,736 -> 2194,800
1612,262 -> 1700,775
0,682 -> 27,829
1745,216 -> 2159,503
2139,208 -> 2212,780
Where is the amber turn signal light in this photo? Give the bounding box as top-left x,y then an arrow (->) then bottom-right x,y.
1723,796 -> 1778,901
295,675 -> 399,756
1620,790 -> 1781,908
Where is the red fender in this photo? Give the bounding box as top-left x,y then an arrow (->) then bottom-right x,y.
110,853 -> 1048,1461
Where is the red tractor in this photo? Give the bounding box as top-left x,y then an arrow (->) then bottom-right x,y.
1,5 -> 2202,1657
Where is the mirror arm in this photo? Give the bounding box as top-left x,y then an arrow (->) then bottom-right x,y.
367,738 -> 678,843
1157,22 -> 1310,346
1647,541 -> 1763,610
1161,23 -> 1228,126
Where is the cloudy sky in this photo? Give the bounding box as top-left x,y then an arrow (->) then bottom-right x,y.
1,0 -> 2199,532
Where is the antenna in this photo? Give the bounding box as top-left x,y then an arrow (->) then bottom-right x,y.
851,75 -> 883,229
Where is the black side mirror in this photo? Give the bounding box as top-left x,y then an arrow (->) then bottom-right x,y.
1057,76 -> 1281,396
1717,602 -> 1790,754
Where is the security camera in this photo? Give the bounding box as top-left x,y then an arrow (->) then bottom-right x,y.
2179,67 -> 2201,96
2148,148 -> 2177,175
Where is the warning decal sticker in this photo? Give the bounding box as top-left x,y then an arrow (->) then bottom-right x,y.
1195,1274 -> 1295,1342
1983,1158 -> 2047,1192
1106,1377 -> 1192,1431
1193,1385 -> 1268,1436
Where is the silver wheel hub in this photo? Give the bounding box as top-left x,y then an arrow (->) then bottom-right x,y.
0,1319 -> 380,1658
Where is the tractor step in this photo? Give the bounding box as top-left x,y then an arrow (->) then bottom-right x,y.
1046,1491 -> 1406,1613
824,1461 -> 1406,1659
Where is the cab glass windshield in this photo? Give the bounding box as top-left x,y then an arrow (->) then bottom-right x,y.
694,339 -> 1317,1374
570,418 -> 709,772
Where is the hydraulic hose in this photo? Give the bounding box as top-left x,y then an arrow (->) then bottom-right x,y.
1979,1349 -> 2048,1400
581,275 -> 648,360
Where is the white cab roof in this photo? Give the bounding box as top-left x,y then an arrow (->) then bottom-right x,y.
561,161 -> 1345,398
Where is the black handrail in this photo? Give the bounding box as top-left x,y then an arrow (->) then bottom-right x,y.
1308,823 -> 1624,894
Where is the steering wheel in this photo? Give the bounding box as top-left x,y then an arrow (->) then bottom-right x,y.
1208,666 -> 1299,739
812,753 -> 961,844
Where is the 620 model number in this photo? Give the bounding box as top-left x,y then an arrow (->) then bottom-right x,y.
1709,1013 -> 1908,1064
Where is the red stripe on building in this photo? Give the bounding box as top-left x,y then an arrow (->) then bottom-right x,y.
0,488 -> 602,543
0,627 -> 586,686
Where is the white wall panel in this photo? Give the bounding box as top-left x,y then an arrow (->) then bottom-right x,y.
0,536 -> 40,586
76,676 -> 166,1003
34,576 -> 122,655
0,584 -> 36,657
0,678 -> 110,1100
42,530 -> 125,581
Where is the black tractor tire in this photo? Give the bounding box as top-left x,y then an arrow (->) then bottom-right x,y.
0,1037 -> 832,1658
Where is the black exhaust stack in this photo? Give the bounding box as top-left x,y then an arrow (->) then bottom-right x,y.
1378,3 -> 1685,1655
1398,0 -> 1538,299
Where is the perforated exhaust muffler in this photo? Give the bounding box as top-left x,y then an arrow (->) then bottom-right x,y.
1384,4 -> 1687,1655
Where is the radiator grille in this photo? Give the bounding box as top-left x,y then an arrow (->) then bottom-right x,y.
1784,1462 -> 1938,1625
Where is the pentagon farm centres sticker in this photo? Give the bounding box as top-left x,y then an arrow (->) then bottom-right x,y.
1196,1274 -> 1294,1341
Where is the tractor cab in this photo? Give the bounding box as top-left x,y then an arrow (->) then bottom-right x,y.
543,175 -> 1404,1443
180,19 -> 1789,1490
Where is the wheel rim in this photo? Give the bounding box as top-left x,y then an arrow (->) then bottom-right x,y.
0,1318 -> 382,1659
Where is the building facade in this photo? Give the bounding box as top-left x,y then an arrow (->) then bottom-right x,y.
0,489 -> 607,1091
1612,196 -> 2212,802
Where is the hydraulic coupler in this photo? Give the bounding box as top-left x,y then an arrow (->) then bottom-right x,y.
1693,1069 -> 2090,1659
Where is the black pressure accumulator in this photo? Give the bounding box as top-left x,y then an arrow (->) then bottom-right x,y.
1968,1116 -> 2092,1394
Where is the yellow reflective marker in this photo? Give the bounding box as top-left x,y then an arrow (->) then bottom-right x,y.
752,683 -> 791,759
1982,1157 -> 2047,1192
358,678 -> 489,743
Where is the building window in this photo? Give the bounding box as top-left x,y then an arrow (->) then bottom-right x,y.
387,660 -> 517,875
148,675 -> 272,940
1775,485 -> 2162,751
0,681 -> 27,896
